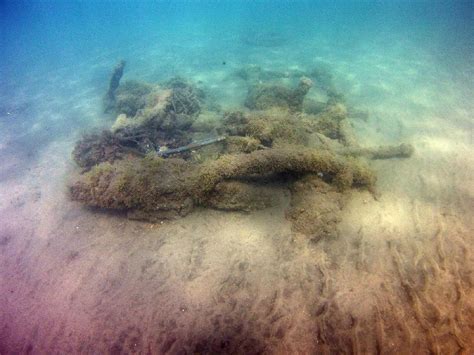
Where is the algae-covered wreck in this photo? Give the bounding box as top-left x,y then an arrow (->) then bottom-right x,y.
70,62 -> 413,240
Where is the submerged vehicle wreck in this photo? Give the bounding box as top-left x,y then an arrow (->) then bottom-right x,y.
70,62 -> 413,239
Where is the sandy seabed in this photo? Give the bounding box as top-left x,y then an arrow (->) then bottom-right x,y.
1,40 -> 473,353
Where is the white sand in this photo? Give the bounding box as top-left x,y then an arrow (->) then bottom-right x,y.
0,37 -> 473,353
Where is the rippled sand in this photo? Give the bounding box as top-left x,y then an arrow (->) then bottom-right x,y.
1,35 -> 473,353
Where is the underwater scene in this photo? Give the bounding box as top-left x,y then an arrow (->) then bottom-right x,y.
1,0 -> 473,353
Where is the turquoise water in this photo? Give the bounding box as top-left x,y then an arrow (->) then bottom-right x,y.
1,1 -> 471,172
1,1 -> 472,165
1,1 -> 473,353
